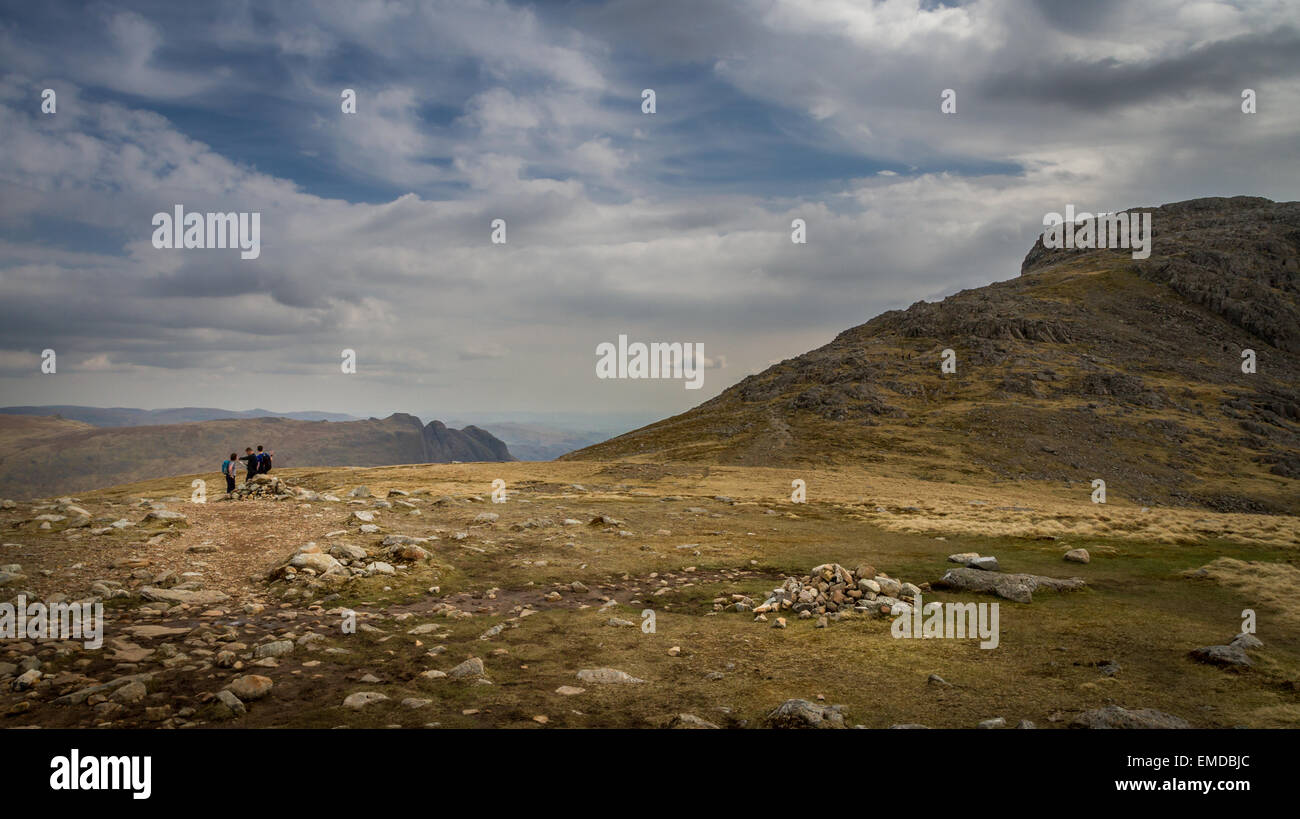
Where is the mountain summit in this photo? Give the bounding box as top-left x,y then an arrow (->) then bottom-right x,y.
567,196 -> 1300,514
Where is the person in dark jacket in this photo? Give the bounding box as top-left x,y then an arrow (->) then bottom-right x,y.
239,447 -> 258,483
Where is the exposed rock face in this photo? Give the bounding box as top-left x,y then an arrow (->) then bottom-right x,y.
567,196 -> 1300,514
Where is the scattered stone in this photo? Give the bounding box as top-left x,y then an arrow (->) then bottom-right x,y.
668,713 -> 720,729
766,698 -> 845,729
447,657 -> 486,680
216,689 -> 246,716
343,691 -> 389,709
934,567 -> 1085,603
1190,644 -> 1252,669
576,668 -> 645,684
1064,548 -> 1091,564
1071,706 -> 1191,729
229,675 -> 273,701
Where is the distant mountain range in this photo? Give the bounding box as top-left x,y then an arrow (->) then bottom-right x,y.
568,196 -> 1300,515
0,412 -> 512,498
0,405 -> 641,461
0,405 -> 359,426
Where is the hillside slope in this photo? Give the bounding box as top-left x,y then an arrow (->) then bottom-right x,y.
566,196 -> 1300,513
0,412 -> 512,498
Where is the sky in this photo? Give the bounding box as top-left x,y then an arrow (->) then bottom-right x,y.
0,0 -> 1297,422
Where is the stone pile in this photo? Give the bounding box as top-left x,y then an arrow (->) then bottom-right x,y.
721,562 -> 926,621
226,475 -> 298,500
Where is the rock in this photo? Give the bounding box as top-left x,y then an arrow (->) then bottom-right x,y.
254,640 -> 294,659
112,680 -> 147,704
1064,548 -> 1091,564
343,691 -> 389,709
229,675 -> 273,701
967,556 -> 1000,572
875,576 -> 903,596
290,552 -> 343,574
139,587 -> 230,605
927,673 -> 951,686
947,552 -> 980,563
12,668 -> 41,691
668,713 -> 720,729
1190,644 -> 1252,669
933,567 -> 1085,602
606,618 -> 635,627
388,544 -> 431,562
348,510 -> 376,523
216,689 -> 246,716
142,510 -> 188,526
447,657 -> 486,680
349,486 -> 372,498
977,717 -> 1006,729
555,686 -> 585,696
330,543 -> 368,561
365,561 -> 396,576
401,698 -> 432,709
766,698 -> 845,729
1071,706 -> 1191,729
576,668 -> 645,684
1230,633 -> 1263,649
772,617 -> 787,629
1015,720 -> 1037,729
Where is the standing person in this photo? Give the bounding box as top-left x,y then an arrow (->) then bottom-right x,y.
239,447 -> 258,483
221,452 -> 238,494
256,444 -> 273,474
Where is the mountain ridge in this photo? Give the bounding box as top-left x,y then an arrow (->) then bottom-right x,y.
565,195 -> 1300,514
0,412 -> 512,498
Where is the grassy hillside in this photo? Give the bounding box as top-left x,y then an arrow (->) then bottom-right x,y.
567,198 -> 1300,515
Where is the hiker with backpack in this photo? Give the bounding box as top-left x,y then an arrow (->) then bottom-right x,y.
256,444 -> 274,474
221,452 -> 239,493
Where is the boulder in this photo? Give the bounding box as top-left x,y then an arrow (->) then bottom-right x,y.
1070,706 -> 1191,729
766,698 -> 845,729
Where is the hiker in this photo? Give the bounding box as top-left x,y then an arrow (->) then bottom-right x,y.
256,444 -> 274,474
239,447 -> 258,483
221,452 -> 238,493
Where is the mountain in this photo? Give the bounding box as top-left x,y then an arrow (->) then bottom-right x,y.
0,405 -> 358,426
0,412 -> 512,498
566,196 -> 1300,514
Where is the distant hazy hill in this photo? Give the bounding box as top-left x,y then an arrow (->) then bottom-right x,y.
0,412 -> 512,498
0,405 -> 358,426
568,196 -> 1300,514
462,422 -> 609,460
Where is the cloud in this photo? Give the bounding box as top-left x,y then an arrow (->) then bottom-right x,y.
0,0 -> 1297,419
